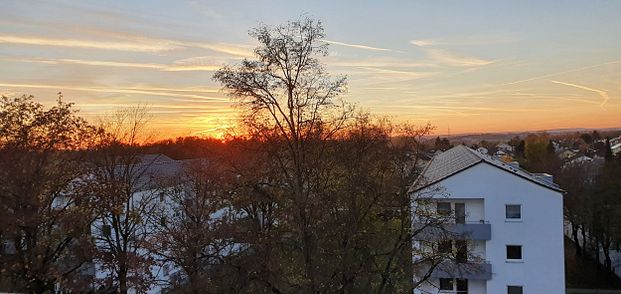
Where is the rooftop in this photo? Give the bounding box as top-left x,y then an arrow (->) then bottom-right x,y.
411,145 -> 563,193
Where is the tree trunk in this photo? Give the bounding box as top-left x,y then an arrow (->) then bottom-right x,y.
572,223 -> 581,256
594,239 -> 601,270
602,239 -> 612,273
581,225 -> 588,256
119,266 -> 128,294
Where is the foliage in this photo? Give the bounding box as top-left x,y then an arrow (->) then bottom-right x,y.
0,94 -> 97,292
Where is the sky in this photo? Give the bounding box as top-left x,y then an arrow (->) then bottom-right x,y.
1,0 -> 620,139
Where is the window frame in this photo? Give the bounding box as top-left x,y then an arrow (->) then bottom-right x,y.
505,204 -> 522,221
506,245 -> 523,262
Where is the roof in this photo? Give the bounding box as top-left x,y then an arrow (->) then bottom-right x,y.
110,154 -> 202,192
411,145 -> 563,193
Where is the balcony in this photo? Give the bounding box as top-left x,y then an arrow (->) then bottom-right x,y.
422,260 -> 492,280
413,221 -> 491,241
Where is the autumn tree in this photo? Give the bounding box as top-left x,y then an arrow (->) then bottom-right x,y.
0,94 -> 97,292
87,106 -> 159,293
523,134 -> 560,174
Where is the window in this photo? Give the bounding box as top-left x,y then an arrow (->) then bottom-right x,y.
456,240 -> 468,263
438,240 -> 452,254
439,278 -> 453,291
506,204 -> 521,220
455,203 -> 466,224
456,279 -> 468,293
508,285 -> 523,294
437,202 -> 451,215
506,245 -> 522,260
439,278 -> 468,293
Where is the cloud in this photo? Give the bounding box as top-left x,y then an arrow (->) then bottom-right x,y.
503,59 -> 621,86
551,80 -> 610,107
0,33 -> 253,56
409,39 -> 494,67
326,59 -> 438,68
1,57 -> 223,72
425,48 -> 494,67
0,34 -> 181,52
321,39 -> 393,52
354,67 -> 433,78
409,40 -> 439,47
410,35 -> 517,47
0,83 -> 228,101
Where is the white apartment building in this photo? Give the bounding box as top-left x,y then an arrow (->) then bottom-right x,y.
411,145 -> 565,294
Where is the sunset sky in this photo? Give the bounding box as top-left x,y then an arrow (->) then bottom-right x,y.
2,0 -> 620,139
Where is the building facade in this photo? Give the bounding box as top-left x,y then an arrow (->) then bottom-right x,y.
412,145 -> 565,294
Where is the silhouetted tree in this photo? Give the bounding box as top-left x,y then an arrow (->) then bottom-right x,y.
0,94 -> 97,292
88,106 -> 158,293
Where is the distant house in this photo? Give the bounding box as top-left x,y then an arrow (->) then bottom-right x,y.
87,154 -> 237,294
494,149 -> 507,157
612,142 -> 621,156
411,145 -> 565,294
558,149 -> 576,160
496,142 -> 514,153
476,147 -> 489,155
566,155 -> 593,165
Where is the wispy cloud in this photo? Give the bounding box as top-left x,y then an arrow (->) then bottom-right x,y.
409,39 -> 494,67
425,48 -> 494,67
410,40 -> 439,47
0,34 -> 180,52
1,56 -> 223,72
503,59 -> 621,86
0,34 -> 253,56
322,39 -> 393,52
410,35 -> 516,48
326,59 -> 438,69
551,80 -> 610,107
354,67 -> 434,78
0,83 -> 229,101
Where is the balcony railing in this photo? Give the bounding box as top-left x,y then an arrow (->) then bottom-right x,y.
413,221 -> 491,241
421,260 -> 492,280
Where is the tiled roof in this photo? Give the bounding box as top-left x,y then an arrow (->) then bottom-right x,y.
411,145 -> 563,193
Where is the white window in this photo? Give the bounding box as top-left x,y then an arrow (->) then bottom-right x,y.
505,204 -> 521,220
506,245 -> 523,261
508,285 -> 523,294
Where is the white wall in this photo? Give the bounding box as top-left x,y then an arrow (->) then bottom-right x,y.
416,163 -> 565,294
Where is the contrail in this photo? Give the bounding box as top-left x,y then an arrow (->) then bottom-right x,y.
504,59 -> 621,86
551,80 -> 610,107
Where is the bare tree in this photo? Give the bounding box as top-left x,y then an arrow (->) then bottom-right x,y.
88,106 -> 159,293
214,16 -> 353,292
